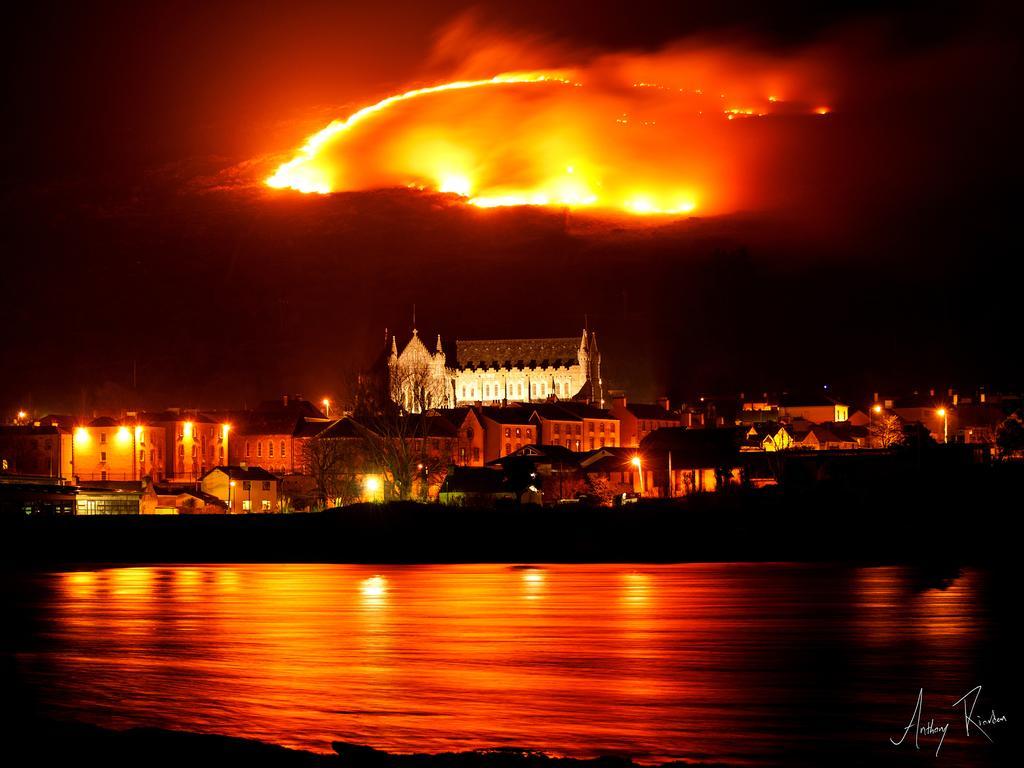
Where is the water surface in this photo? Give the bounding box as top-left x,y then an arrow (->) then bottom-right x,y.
12,563 -> 1008,766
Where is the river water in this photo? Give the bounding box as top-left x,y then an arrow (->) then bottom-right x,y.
9,563 -> 1011,766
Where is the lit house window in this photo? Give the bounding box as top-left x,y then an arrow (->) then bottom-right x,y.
269,442 -> 274,458
242,500 -> 252,512
261,499 -> 271,511
280,441 -> 285,457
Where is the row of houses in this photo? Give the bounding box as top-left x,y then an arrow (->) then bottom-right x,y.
0,393 -> 704,512
4,384 -> 1019,513
439,428 -> 743,506
0,393 -> 699,483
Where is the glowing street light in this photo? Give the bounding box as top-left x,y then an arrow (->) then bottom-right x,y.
322,398 -> 331,418
16,410 -> 28,423
228,479 -> 237,512
872,404 -> 883,414
936,408 -> 948,444
221,423 -> 230,464
631,455 -> 645,495
364,475 -> 382,501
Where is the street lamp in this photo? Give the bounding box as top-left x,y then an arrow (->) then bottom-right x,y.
936,408 -> 948,444
631,455 -> 645,495
221,424 -> 230,465
322,398 -> 331,418
364,475 -> 380,502
869,403 -> 883,448
228,479 -> 237,513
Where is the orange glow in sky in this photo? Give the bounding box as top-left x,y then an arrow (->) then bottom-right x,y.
265,56 -> 834,216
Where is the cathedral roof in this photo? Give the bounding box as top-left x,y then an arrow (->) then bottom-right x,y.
455,337 -> 581,370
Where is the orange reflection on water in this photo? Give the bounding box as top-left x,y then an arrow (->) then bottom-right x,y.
20,564 -> 993,766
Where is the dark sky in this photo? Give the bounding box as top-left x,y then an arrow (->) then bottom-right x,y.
2,0 -> 1021,415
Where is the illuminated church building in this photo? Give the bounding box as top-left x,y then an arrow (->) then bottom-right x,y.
388,329 -> 603,411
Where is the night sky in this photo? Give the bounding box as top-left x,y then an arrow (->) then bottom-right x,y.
3,0 -> 1021,415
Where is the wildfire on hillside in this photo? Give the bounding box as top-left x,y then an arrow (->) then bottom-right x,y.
265,46 -> 835,216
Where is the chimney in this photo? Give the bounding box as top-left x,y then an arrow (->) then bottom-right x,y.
657,396 -> 670,411
872,392 -> 879,402
282,395 -> 289,407
612,393 -> 626,409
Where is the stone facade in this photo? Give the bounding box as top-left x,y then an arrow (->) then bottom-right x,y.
388,329 -> 603,412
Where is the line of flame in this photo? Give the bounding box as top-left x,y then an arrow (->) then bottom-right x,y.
266,72 -> 571,193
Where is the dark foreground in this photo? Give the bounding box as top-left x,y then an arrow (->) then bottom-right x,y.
3,464 -> 1019,566
14,718 -> 726,768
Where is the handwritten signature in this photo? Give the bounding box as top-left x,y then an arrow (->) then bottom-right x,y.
891,685 -> 1007,756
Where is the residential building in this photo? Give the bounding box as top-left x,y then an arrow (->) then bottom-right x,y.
201,465 -> 280,513
531,402 -> 619,451
431,407 -> 485,466
478,406 -> 537,461
71,417 -> 167,482
139,412 -> 224,483
635,427 -> 743,497
609,394 -> 681,447
778,393 -> 849,424
0,425 -> 73,481
226,397 -> 330,474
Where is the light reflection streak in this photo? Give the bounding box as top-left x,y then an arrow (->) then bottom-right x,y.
25,564 -> 994,766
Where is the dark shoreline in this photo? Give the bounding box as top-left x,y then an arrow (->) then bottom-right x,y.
11,717 -> 731,768
3,474 -> 1016,569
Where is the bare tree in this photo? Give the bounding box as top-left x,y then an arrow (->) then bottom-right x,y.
869,413 -> 905,448
389,354 -> 448,414
353,411 -> 452,501
301,436 -> 364,508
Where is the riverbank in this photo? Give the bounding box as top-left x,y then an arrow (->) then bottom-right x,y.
2,477 -> 1015,567
10,718 -> 729,768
